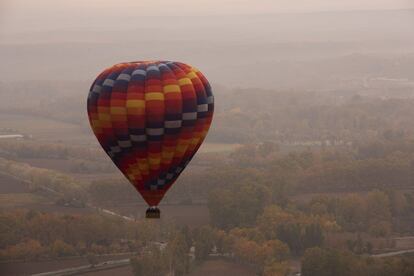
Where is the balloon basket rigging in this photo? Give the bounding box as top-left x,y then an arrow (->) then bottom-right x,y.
146,207 -> 160,219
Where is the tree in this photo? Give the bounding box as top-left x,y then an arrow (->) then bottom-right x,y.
4,239 -> 44,260
257,205 -> 295,240
50,239 -> 76,257
302,247 -> 365,276
214,229 -> 233,254
167,231 -> 190,276
276,223 -> 303,255
366,190 -> 392,237
263,261 -> 290,276
303,223 -> 324,249
0,209 -> 148,261
131,245 -> 168,276
336,194 -> 367,232
262,240 -> 290,263
208,182 -> 270,230
232,237 -> 289,275
193,226 -> 215,261
233,238 -> 261,266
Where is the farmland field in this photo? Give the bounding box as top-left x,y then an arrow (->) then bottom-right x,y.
18,158 -> 82,173
82,266 -> 134,276
0,113 -> 240,153
0,254 -> 132,276
0,172 -> 30,194
198,143 -> 241,153
0,193 -> 47,208
0,114 -> 91,144
79,259 -> 256,276
189,259 -> 256,276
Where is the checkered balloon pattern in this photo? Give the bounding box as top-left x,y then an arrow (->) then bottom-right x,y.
87,61 -> 214,206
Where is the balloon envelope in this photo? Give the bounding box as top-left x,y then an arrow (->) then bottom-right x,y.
87,61 -> 214,206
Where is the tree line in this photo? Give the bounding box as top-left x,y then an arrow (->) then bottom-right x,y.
0,210 -> 161,261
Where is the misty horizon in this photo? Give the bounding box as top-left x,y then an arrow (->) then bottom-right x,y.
1,7 -> 414,89
1,2 -> 414,275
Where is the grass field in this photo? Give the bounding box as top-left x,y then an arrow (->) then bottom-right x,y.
0,254 -> 132,276
0,172 -> 30,194
189,259 -> 256,276
0,114 -> 92,144
198,143 -> 241,153
7,258 -> 256,276
71,259 -> 256,276
0,113 -> 241,153
16,158 -> 119,185
0,193 -> 47,208
18,158 -> 78,173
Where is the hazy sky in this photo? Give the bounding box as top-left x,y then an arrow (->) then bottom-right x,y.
0,0 -> 413,85
2,0 -> 413,14
1,0 -> 413,33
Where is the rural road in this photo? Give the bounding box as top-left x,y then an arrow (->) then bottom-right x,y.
371,248 -> 414,258
31,259 -> 130,276
28,248 -> 414,276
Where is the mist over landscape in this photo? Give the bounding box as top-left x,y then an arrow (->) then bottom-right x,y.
1,1 -> 414,275
1,8 -> 414,88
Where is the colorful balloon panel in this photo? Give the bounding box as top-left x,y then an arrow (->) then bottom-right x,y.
87,61 -> 214,206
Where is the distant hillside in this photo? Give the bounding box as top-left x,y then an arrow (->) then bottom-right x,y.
0,9 -> 413,88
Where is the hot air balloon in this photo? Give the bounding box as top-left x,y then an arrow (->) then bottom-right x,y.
87,61 -> 214,218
